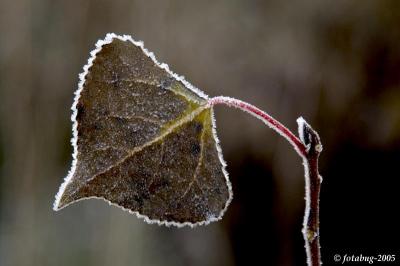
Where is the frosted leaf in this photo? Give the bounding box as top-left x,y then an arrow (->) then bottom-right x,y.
53,33 -> 232,227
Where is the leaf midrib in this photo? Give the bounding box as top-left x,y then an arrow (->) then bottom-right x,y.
85,104 -> 210,183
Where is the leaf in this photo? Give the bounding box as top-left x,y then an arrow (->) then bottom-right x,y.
53,33 -> 232,227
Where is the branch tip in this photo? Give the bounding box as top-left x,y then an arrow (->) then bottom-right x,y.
297,117 -> 322,155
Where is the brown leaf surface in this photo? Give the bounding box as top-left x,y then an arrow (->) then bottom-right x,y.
54,35 -> 232,226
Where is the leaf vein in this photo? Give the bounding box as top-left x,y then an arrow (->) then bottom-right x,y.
86,105 -> 208,183
180,115 -> 208,200
107,114 -> 162,125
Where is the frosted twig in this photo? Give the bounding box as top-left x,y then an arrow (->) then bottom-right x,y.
210,96 -> 323,266
297,118 -> 322,266
209,96 -> 307,158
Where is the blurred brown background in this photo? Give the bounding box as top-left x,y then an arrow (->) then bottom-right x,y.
1,0 -> 400,265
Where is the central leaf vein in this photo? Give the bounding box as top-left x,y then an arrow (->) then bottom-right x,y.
86,105 -> 209,183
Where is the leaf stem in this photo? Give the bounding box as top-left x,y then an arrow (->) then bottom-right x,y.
209,96 -> 323,266
209,96 -> 307,157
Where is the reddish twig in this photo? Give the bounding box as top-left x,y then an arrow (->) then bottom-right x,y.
209,96 -> 323,266
209,96 -> 307,157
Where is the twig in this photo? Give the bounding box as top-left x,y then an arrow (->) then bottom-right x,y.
208,96 -> 307,157
297,118 -> 322,266
209,96 -> 322,266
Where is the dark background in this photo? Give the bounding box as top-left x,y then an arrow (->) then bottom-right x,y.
1,0 -> 399,265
